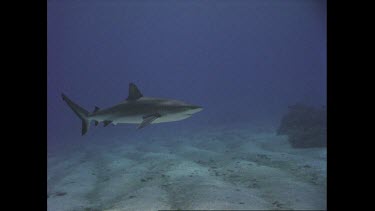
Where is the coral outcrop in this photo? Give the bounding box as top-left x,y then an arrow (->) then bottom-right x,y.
277,103 -> 326,148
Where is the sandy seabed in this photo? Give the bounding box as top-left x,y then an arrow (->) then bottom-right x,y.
47,125 -> 326,211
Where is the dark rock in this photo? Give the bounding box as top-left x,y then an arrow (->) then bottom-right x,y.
251,183 -> 259,188
55,191 -> 67,196
128,195 -> 136,199
100,177 -> 109,182
140,179 -> 147,182
277,103 -> 326,148
303,164 -> 311,168
256,154 -> 270,160
272,200 -> 283,208
83,207 -> 101,211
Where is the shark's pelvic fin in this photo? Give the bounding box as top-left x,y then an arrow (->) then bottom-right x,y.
137,113 -> 161,129
126,83 -> 143,101
61,93 -> 90,135
103,120 -> 112,127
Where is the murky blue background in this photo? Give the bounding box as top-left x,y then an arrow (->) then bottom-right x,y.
48,0 -> 326,148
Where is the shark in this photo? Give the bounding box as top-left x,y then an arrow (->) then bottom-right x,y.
62,83 -> 203,135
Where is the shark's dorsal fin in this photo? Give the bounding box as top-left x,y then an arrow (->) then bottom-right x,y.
93,106 -> 100,113
126,83 -> 143,101
137,113 -> 161,129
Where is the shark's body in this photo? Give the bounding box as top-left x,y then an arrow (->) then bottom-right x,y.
62,83 -> 203,135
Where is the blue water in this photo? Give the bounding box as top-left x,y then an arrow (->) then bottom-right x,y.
48,1 -> 326,210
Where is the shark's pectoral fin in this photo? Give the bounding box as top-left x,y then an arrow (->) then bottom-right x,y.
137,113 -> 161,129
94,120 -> 99,126
126,83 -> 143,101
103,120 -> 112,127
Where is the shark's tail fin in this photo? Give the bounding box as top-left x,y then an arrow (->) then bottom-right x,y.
61,93 -> 90,135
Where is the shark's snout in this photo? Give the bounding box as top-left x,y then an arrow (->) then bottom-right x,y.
191,105 -> 202,109
188,105 -> 203,113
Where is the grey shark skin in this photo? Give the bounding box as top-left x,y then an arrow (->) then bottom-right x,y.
62,83 -> 203,135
